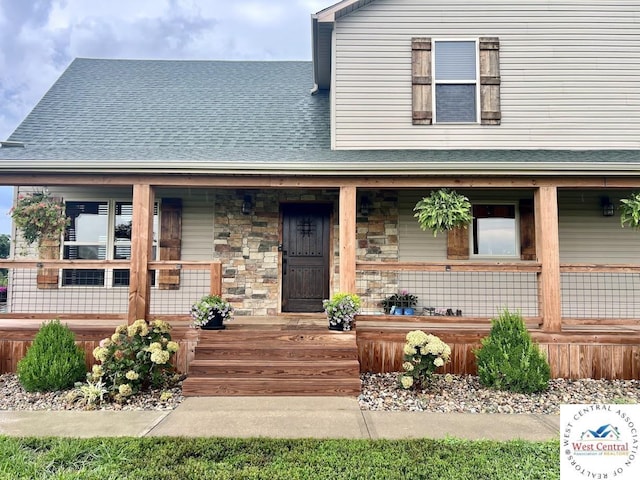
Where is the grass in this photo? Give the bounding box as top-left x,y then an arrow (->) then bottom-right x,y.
0,436 -> 559,479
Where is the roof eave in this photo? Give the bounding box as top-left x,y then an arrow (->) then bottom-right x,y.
2,161 -> 640,177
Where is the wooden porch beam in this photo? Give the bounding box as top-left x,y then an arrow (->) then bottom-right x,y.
535,186 -> 562,332
3,173 -> 640,189
128,184 -> 154,324
339,186 -> 357,293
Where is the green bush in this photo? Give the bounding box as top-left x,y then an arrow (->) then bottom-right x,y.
474,309 -> 550,393
17,319 -> 87,392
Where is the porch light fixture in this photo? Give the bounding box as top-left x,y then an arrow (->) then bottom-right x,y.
241,195 -> 252,215
601,197 -> 615,217
359,196 -> 371,217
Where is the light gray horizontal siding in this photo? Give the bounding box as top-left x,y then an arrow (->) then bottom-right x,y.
332,0 -> 640,149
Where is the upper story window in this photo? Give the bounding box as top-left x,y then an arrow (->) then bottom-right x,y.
434,40 -> 478,123
471,204 -> 517,257
411,37 -> 501,126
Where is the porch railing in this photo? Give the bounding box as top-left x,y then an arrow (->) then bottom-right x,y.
356,261 -> 541,319
356,261 -> 640,326
560,264 -> 640,324
0,260 -> 221,320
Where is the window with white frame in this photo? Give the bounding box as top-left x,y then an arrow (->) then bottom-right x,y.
62,200 -> 158,286
471,204 -> 517,257
433,40 -> 478,123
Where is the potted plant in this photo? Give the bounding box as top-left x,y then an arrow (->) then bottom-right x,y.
10,192 -> 69,251
381,290 -> 418,315
620,192 -> 640,230
323,292 -> 361,331
413,188 -> 472,236
190,295 -> 234,330
0,286 -> 6,303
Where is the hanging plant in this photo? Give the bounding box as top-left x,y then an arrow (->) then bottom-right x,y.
10,192 -> 69,246
413,188 -> 472,236
620,192 -> 640,230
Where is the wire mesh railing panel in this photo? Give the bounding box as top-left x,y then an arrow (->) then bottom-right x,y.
149,269 -> 211,316
561,272 -> 640,319
6,268 -> 128,314
356,269 -> 539,317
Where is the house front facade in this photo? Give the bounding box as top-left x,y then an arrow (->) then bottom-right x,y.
1,0 -> 640,382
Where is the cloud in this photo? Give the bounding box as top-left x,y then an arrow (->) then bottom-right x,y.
0,0 -> 318,233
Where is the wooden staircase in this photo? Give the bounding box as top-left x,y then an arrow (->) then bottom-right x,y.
182,324 -> 361,396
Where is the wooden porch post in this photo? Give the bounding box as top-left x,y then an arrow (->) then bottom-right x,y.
535,186 -> 562,332
128,184 -> 155,324
339,186 -> 357,293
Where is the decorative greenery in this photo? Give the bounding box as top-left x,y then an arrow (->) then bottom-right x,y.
413,188 -> 472,236
323,292 -> 362,331
190,294 -> 234,328
10,192 -> 69,246
398,330 -> 451,389
66,378 -> 109,409
474,309 -> 550,394
620,192 -> 640,230
381,290 -> 418,313
16,319 -> 87,392
90,319 -> 179,402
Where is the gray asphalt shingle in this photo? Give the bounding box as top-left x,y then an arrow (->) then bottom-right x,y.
1,58 -> 639,171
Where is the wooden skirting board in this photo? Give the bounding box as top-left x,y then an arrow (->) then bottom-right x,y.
1,318 -> 639,380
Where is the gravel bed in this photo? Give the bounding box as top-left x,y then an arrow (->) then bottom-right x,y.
359,373 -> 640,414
2,372 -> 639,414
0,374 -> 184,411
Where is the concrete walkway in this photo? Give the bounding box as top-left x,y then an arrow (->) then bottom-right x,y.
0,397 -> 559,441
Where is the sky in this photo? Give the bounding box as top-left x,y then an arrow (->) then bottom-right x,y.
0,0 -> 327,235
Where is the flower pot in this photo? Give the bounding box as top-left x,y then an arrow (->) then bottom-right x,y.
404,308 -> 415,315
328,323 -> 346,331
200,313 -> 225,330
0,291 -> 6,303
392,307 -> 404,315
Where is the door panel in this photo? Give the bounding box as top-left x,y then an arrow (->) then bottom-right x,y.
282,204 -> 331,312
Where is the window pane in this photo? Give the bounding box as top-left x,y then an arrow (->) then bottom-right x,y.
473,205 -> 517,256
62,269 -> 105,286
435,84 -> 476,122
435,41 -> 476,81
65,202 -> 108,243
114,202 -> 132,242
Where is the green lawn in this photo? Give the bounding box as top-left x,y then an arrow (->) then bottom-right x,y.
0,436 -> 559,479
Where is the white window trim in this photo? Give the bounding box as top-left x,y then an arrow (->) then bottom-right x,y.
469,202 -> 520,260
62,198 -> 159,288
432,38 -> 480,124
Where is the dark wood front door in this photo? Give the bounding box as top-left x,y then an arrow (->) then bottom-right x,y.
281,204 -> 331,312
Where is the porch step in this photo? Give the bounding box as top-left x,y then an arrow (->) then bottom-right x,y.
182,377 -> 362,396
188,359 -> 360,378
183,326 -> 361,396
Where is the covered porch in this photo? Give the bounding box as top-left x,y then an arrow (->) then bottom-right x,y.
1,173 -> 640,383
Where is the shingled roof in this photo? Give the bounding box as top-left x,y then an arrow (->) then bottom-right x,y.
1,58 -> 639,176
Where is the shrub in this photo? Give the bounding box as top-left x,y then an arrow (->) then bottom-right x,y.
90,319 -> 179,402
474,309 -> 550,393
398,330 -> 451,389
17,319 -> 87,392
